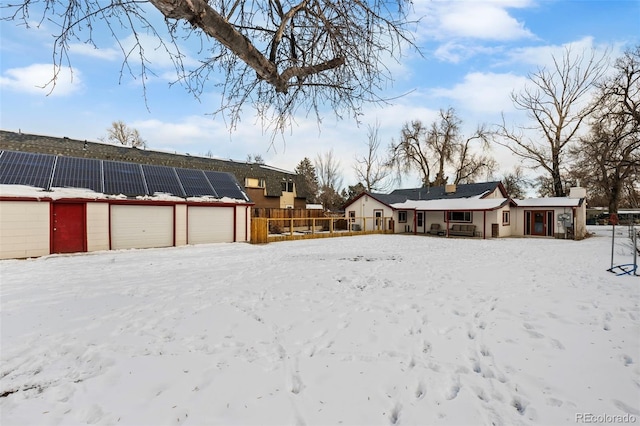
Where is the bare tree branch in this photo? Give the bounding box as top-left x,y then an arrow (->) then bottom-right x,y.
570,45 -> 640,212
3,0 -> 419,135
494,46 -> 608,196
388,108 -> 495,187
354,120 -> 392,192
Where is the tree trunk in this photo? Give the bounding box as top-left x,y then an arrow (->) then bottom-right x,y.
552,152 -> 564,197
608,180 -> 622,214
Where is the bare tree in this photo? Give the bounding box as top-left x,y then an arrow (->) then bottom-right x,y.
494,46 -> 608,196
354,121 -> 392,192
101,121 -> 146,148
388,108 -> 495,187
4,1 -> 417,132
571,46 -> 640,213
452,123 -> 496,185
533,175 -> 558,198
315,149 -> 344,211
501,166 -> 531,199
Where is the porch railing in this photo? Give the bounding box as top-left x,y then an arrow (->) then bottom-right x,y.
250,216 -> 393,244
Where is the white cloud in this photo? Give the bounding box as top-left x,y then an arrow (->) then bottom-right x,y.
0,64 -> 82,96
441,3 -> 533,40
433,42 -> 502,63
68,43 -> 120,61
506,36 -> 600,67
431,71 -> 528,113
119,33 -> 199,70
414,0 -> 534,42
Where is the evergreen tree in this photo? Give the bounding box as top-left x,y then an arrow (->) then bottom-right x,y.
294,157 -> 319,204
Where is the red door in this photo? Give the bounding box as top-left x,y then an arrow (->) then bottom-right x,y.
531,211 -> 546,236
52,203 -> 86,254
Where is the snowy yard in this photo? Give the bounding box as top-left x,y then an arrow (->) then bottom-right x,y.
1,226 -> 639,425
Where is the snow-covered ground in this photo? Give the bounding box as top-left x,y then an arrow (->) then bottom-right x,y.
1,226 -> 639,425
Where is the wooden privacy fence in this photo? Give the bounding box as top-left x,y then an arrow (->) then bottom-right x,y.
250,216 -> 394,244
252,208 -> 325,219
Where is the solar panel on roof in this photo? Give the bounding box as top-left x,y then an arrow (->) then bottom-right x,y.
174,168 -> 217,197
0,150 -> 56,189
204,171 -> 248,200
142,164 -> 185,197
103,161 -> 147,196
51,156 -> 103,192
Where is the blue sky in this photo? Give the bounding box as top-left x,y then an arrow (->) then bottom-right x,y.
1,0 -> 638,191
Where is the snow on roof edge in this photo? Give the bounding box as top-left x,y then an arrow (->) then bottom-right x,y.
0,185 -> 251,204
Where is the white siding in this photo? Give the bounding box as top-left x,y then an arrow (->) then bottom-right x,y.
424,211 -> 444,233
480,210 -> 502,238
175,204 -> 188,246
485,187 -> 503,198
396,209 -> 415,233
510,206 -> 581,237
111,205 -> 174,250
344,196 -> 394,232
235,206 -> 248,242
498,207 -> 512,237
0,201 -> 50,259
188,206 -> 234,244
86,202 -> 109,252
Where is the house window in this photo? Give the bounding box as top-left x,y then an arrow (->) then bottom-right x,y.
502,211 -> 510,225
245,177 -> 265,188
398,211 -> 407,223
446,211 -> 472,222
348,210 -> 356,222
281,181 -> 294,192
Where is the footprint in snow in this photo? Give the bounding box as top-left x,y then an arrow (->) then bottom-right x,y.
389,403 -> 402,425
415,382 -> 425,400
303,345 -> 316,358
612,399 -> 640,416
445,384 -> 461,400
511,397 -> 528,415
479,345 -> 491,357
470,358 -> 482,374
289,373 -> 304,395
621,354 -> 633,366
546,397 -> 563,407
549,338 -> 565,350
473,386 -> 488,402
523,325 -> 544,339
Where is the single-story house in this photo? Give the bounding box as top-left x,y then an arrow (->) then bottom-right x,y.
343,182 -> 586,239
0,150 -> 253,259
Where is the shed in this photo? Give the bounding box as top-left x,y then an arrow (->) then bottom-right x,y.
0,150 -> 253,259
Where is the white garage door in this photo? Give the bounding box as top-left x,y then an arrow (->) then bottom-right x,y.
111,205 -> 174,250
188,206 -> 234,244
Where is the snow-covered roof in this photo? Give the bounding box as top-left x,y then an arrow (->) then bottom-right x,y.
514,197 -> 583,207
0,184 -> 249,203
391,197 -> 510,211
